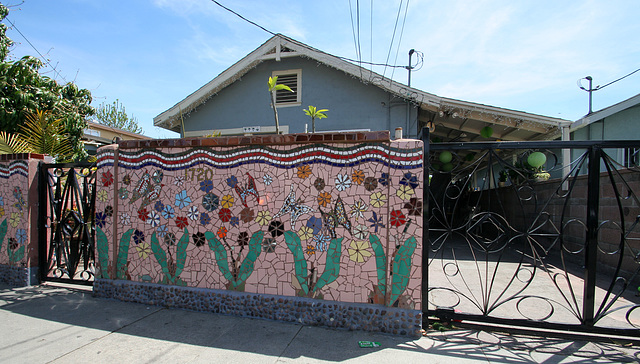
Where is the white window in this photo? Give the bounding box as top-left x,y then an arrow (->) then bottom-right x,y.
272,69 -> 301,107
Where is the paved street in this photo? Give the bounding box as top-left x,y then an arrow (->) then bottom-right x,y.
0,283 -> 638,363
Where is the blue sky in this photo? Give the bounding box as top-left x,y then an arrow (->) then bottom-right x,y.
4,0 -> 639,138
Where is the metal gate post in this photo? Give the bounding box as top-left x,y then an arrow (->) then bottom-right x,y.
583,145 -> 601,326
421,126 -> 430,314
38,162 -> 47,283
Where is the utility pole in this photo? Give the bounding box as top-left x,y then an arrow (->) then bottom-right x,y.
578,76 -> 594,114
405,49 -> 415,136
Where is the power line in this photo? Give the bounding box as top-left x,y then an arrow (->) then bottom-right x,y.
348,0 -> 361,64
370,0 -> 373,72
595,67 -> 640,91
382,0 -> 404,79
5,16 -> 67,82
390,0 -> 410,81
210,0 -> 406,69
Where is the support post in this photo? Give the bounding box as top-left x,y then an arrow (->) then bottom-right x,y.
583,145 -> 601,326
421,126 -> 430,314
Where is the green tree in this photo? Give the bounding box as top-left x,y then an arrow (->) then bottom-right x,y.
303,105 -> 328,133
0,3 -> 94,161
94,99 -> 143,134
267,76 -> 293,134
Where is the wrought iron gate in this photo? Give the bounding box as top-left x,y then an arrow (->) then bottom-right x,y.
39,162 -> 97,285
423,131 -> 640,339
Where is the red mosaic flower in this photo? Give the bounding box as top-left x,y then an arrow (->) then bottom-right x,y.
101,171 -> 113,187
217,226 -> 228,239
175,216 -> 189,229
137,207 -> 149,221
390,209 -> 407,227
218,208 -> 232,222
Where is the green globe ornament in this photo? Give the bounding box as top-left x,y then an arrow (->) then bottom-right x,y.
442,163 -> 453,172
480,126 -> 493,138
527,152 -> 547,169
439,151 -> 452,164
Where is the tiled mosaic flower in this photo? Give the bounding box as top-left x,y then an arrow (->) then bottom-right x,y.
400,172 -> 419,190
101,171 -> 113,187
200,212 -> 211,225
378,172 -> 391,186
218,208 -> 232,222
255,210 -> 272,226
154,200 -> 165,213
123,175 -> 131,185
147,211 -> 161,227
297,165 -> 312,179
133,229 -> 145,245
352,170 -> 365,185
313,177 -> 325,191
193,232 -> 206,247
262,174 -> 273,186
9,212 -> 21,228
95,212 -> 107,229
176,216 -> 189,229
229,216 -> 239,227
335,174 -> 351,191
353,224 -> 369,240
0,196 -> 4,206
226,175 -> 238,188
164,232 -> 176,246
315,234 -> 330,252
237,231 -> 249,246
368,211 -> 384,233
136,242 -> 151,260
137,207 -> 149,222
369,192 -> 387,208
221,194 -> 234,208
404,197 -> 423,216
187,206 -> 199,221
173,175 -> 184,186
118,187 -> 129,200
0,206 -> 4,218
317,191 -> 331,207
262,237 -> 276,253
104,206 -> 114,217
120,212 -> 131,226
305,245 -> 316,256
202,193 -> 219,211
306,216 -> 323,235
156,224 -> 168,238
97,189 -> 108,202
363,176 -> 378,191
348,240 -> 372,263
162,205 -> 176,219
175,190 -> 192,209
240,208 -> 254,223
390,210 -> 407,227
396,184 -> 415,200
16,228 -> 27,245
350,199 -> 367,220
200,179 -> 214,193
298,225 -> 313,240
8,237 -> 18,250
268,220 -> 285,237
217,226 -> 228,239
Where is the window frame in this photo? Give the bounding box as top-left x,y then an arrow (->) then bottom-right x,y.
272,69 -> 302,108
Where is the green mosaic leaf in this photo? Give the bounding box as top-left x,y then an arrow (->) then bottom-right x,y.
314,237 -> 343,293
284,230 -> 308,295
150,232 -> 170,278
175,228 -> 189,277
116,229 -> 134,279
0,219 -> 7,252
8,244 -> 25,263
369,234 -> 387,296
389,236 -> 417,305
205,231 -> 233,282
234,231 -> 263,289
95,226 -> 110,279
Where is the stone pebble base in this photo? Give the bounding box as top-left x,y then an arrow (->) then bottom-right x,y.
0,265 -> 36,287
94,279 -> 422,337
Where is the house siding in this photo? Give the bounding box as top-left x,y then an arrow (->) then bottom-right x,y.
183,57 -> 418,137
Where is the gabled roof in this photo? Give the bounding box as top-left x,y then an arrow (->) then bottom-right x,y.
571,93 -> 640,132
154,34 -> 571,140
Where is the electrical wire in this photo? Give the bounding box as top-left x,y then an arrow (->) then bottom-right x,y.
594,67 -> 640,91
370,0 -> 373,72
390,0 -> 410,81
382,0 -> 404,79
5,17 -> 67,82
210,0 -> 407,69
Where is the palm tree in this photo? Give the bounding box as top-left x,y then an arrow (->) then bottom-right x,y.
267,76 -> 293,134
303,105 -> 328,133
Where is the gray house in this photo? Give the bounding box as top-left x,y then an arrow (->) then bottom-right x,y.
571,93 -> 640,141
154,34 -> 570,141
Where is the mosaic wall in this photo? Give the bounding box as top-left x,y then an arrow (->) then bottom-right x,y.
94,138 -> 423,315
0,158 -> 32,286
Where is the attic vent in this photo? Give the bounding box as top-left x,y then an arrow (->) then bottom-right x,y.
273,69 -> 301,107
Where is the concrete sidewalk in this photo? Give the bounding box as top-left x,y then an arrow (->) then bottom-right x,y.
0,283 -> 637,363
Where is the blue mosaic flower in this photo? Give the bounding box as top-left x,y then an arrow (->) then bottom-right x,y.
229,216 -> 240,228
156,224 -> 168,238
200,179 -> 214,193
95,211 -> 107,229
16,228 -> 27,244
154,200 -> 165,213
368,211 -> 385,233
0,196 -> 4,206
306,216 -> 323,235
133,229 -> 145,245
162,205 -> 175,219
202,193 -> 219,212
400,172 -> 419,190
379,172 -> 391,187
226,175 -> 238,188
175,190 -> 191,209
200,212 -> 211,226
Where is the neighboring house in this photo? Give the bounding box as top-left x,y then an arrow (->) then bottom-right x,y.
83,120 -> 151,155
154,34 -> 570,141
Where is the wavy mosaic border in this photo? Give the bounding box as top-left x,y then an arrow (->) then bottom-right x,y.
0,161 -> 29,179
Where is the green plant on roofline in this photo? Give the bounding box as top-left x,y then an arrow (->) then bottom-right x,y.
268,76 -> 293,134
303,105 -> 328,133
